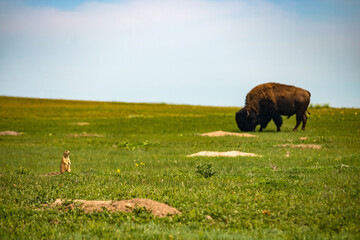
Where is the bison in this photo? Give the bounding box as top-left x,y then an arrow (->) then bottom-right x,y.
235,83 -> 311,132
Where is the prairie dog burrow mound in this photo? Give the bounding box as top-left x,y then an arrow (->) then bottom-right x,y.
201,131 -> 257,137
188,151 -> 262,157
0,130 -> 22,136
72,122 -> 90,126
48,198 -> 182,217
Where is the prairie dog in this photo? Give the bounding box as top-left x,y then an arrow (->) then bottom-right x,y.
60,150 -> 71,173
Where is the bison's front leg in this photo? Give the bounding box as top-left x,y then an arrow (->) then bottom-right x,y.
259,116 -> 271,132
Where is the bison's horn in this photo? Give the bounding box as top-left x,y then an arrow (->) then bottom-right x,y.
246,110 -> 250,118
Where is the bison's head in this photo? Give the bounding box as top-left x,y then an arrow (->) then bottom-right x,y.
235,107 -> 257,132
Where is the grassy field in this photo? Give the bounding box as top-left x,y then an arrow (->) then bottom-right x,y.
0,96 -> 359,239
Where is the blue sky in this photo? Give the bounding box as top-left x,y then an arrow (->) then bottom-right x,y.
1,0 -> 360,107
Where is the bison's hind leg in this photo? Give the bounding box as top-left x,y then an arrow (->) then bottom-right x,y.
293,111 -> 307,131
301,113 -> 308,131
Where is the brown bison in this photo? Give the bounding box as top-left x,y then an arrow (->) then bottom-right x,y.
235,83 -> 311,132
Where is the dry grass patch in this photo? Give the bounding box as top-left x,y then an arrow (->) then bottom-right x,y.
275,144 -> 321,149
40,172 -> 62,176
67,133 -> 104,138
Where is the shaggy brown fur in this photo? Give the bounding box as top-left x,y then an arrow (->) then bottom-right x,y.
236,83 -> 311,132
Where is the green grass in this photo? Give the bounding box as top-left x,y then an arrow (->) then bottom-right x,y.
0,96 -> 359,239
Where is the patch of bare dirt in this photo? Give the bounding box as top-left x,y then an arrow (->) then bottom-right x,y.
275,144 -> 321,149
67,133 -> 104,138
299,137 -> 308,140
40,172 -> 62,176
201,131 -> 257,137
48,198 -> 181,217
0,130 -> 22,136
72,122 -> 90,126
188,151 -> 262,157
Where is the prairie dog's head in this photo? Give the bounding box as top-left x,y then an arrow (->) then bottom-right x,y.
63,150 -> 70,158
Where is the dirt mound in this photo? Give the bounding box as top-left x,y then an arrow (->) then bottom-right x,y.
201,131 -> 257,137
67,133 -> 103,137
299,137 -> 308,140
0,131 -> 22,136
48,198 -> 181,217
72,122 -> 90,126
41,172 -> 61,176
275,144 -> 321,149
188,151 -> 262,157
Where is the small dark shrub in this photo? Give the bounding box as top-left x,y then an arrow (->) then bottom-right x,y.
196,163 -> 217,178
15,166 -> 29,175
